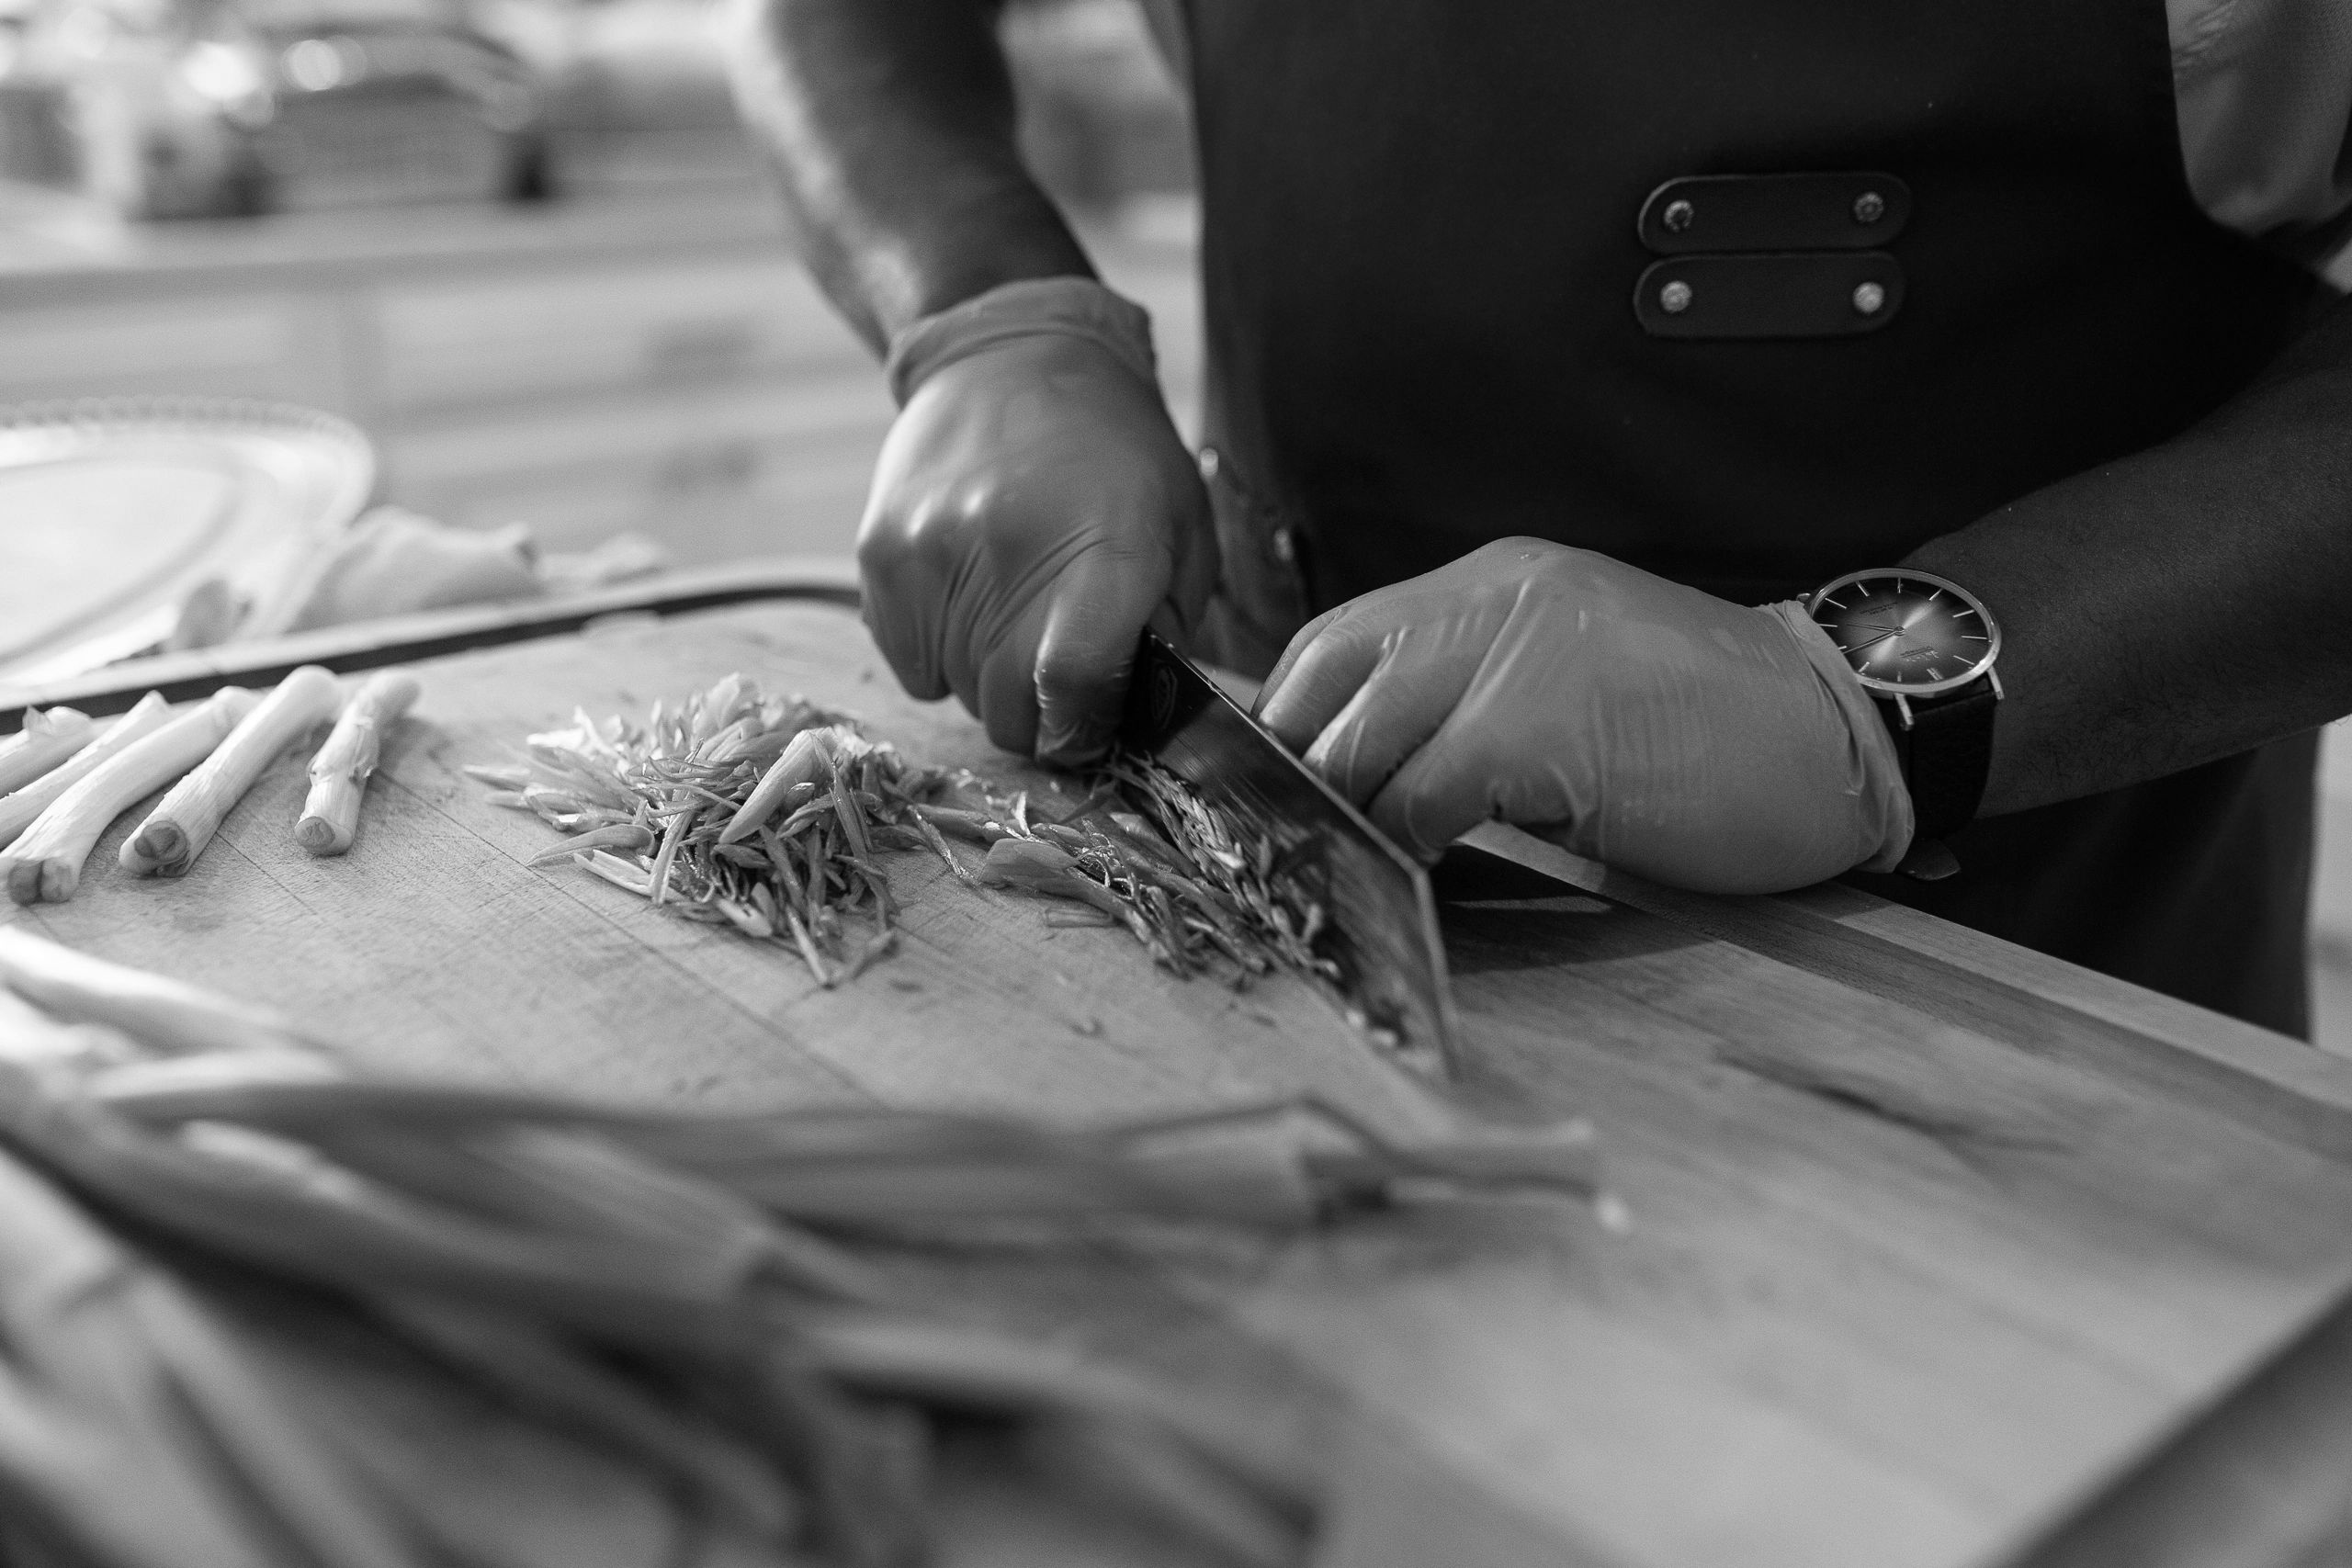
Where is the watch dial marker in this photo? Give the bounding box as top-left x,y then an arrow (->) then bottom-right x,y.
1813,571 -> 1996,691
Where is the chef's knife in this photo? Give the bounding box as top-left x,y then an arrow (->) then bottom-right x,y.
1117,629 -> 1459,1075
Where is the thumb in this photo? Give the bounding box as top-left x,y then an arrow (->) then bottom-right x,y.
1034,549 -> 1162,765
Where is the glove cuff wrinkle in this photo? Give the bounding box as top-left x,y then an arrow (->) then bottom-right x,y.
886,277 -> 1159,407
1762,600 -> 1917,875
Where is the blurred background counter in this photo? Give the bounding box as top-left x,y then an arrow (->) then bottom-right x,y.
0,0 -> 1202,569
0,179 -> 1199,568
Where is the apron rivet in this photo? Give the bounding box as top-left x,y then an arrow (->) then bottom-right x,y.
1197,446 -> 1221,482
1853,191 -> 1886,224
1852,281 -> 1886,315
1270,526 -> 1297,563
1659,279 -> 1693,313
1662,198 -> 1694,231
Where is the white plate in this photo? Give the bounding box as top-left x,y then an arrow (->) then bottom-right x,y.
0,398 -> 374,682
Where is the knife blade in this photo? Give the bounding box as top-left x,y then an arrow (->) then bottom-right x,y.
1117,629 -> 1459,1075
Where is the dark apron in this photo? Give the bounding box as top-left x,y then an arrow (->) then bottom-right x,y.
1172,0 -> 2332,1033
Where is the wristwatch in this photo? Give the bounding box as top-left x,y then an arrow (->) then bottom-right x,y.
1805,568 -> 2003,852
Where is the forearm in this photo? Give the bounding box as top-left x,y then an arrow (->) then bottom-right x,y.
1905,292 -> 2352,817
729,0 -> 1091,353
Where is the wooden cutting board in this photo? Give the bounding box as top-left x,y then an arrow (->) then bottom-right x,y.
9,594 -> 2352,1568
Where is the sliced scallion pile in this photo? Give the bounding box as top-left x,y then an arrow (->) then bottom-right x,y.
477,675 -> 1357,1010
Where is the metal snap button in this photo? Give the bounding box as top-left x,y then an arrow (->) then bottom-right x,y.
1270,526 -> 1297,564
1661,198 -> 1694,233
1197,446 -> 1221,482
1852,281 -> 1886,315
1853,191 -> 1886,224
1659,280 -> 1693,314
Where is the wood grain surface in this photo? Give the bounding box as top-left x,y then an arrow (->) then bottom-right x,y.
9,598 -> 2352,1568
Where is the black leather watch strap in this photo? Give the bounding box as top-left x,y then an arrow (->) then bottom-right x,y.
1881,680 -> 1998,840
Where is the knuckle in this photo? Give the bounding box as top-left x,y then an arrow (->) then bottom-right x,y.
1281,609 -> 1354,667
859,489 -> 990,575
1484,535 -> 1566,561
853,525 -> 905,580
854,500 -> 922,570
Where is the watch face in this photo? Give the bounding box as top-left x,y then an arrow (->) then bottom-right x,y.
1807,570 -> 1999,695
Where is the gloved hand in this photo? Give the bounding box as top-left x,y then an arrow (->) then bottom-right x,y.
858,308 -> 1217,764
1253,538 -> 1913,893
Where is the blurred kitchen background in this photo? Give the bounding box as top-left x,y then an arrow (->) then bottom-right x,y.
0,0 -> 1200,553
4,0 -> 2351,1051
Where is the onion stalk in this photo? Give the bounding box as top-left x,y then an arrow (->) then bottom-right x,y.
0,926 -> 1613,1568
295,670 -> 419,856
0,706 -> 96,797
0,693 -> 173,851
1,688 -> 257,904
0,925 -> 312,1056
124,666 -> 342,878
719,726 -> 842,844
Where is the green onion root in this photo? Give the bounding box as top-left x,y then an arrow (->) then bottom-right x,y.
1,688 -> 256,904
124,667 -> 342,879
296,671 -> 419,857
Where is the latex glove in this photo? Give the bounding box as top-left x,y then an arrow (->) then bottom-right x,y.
859,329 -> 1217,764
1254,538 -> 1913,893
